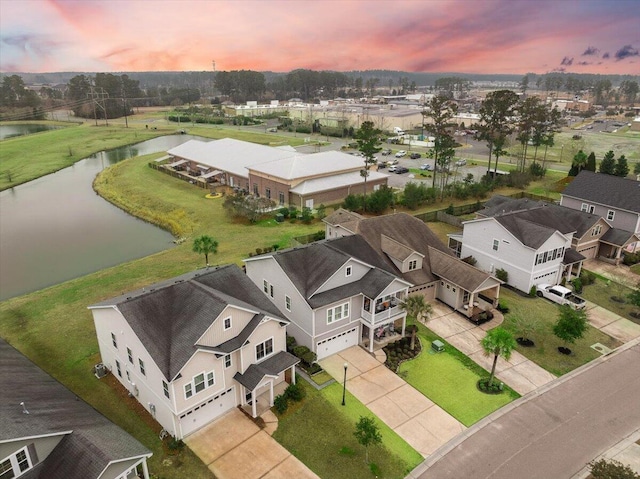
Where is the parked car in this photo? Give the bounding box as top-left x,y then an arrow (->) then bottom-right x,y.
536,284 -> 586,310
267,127 -> 278,132
410,152 -> 422,159
386,159 -> 399,166
377,162 -> 387,169
388,165 -> 398,172
394,166 -> 409,174
395,150 -> 407,158
455,159 -> 467,167
381,148 -> 392,156
420,163 -> 433,171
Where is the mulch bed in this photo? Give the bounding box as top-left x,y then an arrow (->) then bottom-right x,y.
383,335 -> 422,371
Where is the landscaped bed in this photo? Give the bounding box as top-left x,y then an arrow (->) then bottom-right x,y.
395,321 -> 519,427
273,380 -> 422,479
499,289 -> 622,376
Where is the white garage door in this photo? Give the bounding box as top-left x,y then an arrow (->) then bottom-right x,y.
316,327 -> 359,360
180,387 -> 236,437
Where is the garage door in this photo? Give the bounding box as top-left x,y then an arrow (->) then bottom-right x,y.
180,387 -> 236,437
316,327 -> 359,360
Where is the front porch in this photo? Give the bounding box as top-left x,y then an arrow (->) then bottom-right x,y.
240,380 -> 288,417
360,292 -> 408,353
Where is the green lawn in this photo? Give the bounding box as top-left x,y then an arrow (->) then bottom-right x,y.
399,322 -> 518,426
0,121 -> 173,190
273,381 -> 422,479
630,263 -> 640,276
499,289 -> 622,376
580,277 -> 639,324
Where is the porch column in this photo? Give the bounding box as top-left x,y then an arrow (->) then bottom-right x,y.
575,262 -> 582,278
141,460 -> 150,479
401,316 -> 406,337
291,365 -> 296,385
269,381 -> 274,407
252,388 -> 257,418
368,326 -> 374,353
615,247 -> 622,265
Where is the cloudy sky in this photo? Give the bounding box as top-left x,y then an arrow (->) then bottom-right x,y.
1,0 -> 638,75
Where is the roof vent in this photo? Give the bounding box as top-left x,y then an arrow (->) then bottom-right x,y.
20,402 -> 29,415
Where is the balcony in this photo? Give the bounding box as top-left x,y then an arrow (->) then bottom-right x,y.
361,301 -> 403,325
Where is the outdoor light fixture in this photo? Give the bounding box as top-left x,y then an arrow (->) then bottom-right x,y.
342,362 -> 348,406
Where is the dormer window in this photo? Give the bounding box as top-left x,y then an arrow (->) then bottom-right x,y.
346,265 -> 352,277
223,317 -> 232,330
408,260 -> 418,271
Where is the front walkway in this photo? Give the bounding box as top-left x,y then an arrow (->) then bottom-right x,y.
320,346 -> 465,458
427,303 -> 557,395
185,408 -> 319,479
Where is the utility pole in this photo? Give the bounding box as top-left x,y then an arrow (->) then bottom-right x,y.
122,79 -> 129,128
89,87 -> 109,126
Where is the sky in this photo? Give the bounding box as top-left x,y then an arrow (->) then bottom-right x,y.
1,0 -> 639,75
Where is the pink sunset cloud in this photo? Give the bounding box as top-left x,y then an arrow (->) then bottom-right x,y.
1,0 -> 638,75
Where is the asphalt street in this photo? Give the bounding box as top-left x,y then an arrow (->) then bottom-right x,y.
413,341 -> 640,479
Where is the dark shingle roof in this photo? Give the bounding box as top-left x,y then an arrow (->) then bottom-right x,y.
478,196 -> 544,217
563,248 -> 586,264
494,215 -> 558,249
562,170 -> 640,214
233,351 -> 299,391
428,247 -> 499,291
89,264 -> 287,380
0,339 -> 150,479
307,268 -> 400,308
600,228 -> 639,246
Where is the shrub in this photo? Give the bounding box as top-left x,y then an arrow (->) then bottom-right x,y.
167,437 -> 185,451
529,285 -> 537,297
286,335 -> 297,353
343,194 -> 363,212
461,255 -> 477,266
301,207 -> 314,223
445,203 -> 455,214
497,299 -> 510,313
579,270 -> 596,285
622,252 -> 640,266
589,458 -> 640,479
300,350 -> 317,367
292,345 -> 310,359
285,383 -> 305,402
278,207 -> 290,219
312,230 -> 326,241
528,162 -> 546,177
495,268 -> 508,283
316,204 -> 327,220
274,394 -> 288,414
572,277 -> 583,294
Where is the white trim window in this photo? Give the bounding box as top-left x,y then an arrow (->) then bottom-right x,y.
346,265 -> 352,277
408,259 -> 418,271
184,371 -> 215,399
581,203 -> 589,212
115,360 -> 122,378
127,347 -> 133,364
139,358 -> 146,376
285,295 -> 291,312
111,332 -> 118,349
607,210 -> 615,221
163,380 -> 170,399
256,338 -> 274,361
492,239 -> 499,251
223,316 -> 232,330
592,224 -> 602,236
263,279 -> 268,294
1,446 -> 34,477
327,302 -> 349,324
224,354 -> 232,369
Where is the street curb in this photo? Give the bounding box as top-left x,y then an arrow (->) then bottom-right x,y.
406,336 -> 640,478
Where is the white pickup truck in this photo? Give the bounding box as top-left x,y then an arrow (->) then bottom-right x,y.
536,283 -> 586,310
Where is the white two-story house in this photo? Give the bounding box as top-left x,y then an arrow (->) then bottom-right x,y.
244,235 -> 412,359
89,264 -> 299,439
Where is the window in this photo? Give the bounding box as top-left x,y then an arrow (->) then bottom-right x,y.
115,360 -> 122,378
408,260 -> 417,271
163,381 -> 170,399
0,447 -> 32,478
139,358 -> 146,376
327,303 -> 349,324
265,187 -> 271,199
607,210 -> 615,221
0,458 -> 12,478
256,338 -> 274,361
581,203 -> 589,212
127,347 -> 133,364
223,317 -> 232,330
346,265 -> 352,276
270,284 -> 274,298
279,191 -> 285,205
263,279 -> 268,293
126,370 -> 131,382
111,332 -> 117,349
589,205 -> 595,214
492,239 -> 499,251
592,224 -> 602,236
185,371 -> 216,399
224,354 -> 232,369
253,183 -> 258,195
285,295 -> 291,311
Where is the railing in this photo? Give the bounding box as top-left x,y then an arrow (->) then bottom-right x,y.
361,305 -> 403,325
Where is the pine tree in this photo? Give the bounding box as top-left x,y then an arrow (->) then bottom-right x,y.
599,150 -> 616,175
614,155 -> 629,177
585,152 -> 596,172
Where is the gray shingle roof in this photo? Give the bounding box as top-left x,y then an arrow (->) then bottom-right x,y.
562,170 -> 640,214
478,196 -> 544,217
494,215 -> 558,249
233,351 -> 299,391
89,265 -> 287,380
0,339 -> 150,479
428,247 -> 499,292
600,228 -> 639,246
563,248 -> 586,264
307,268 -> 400,308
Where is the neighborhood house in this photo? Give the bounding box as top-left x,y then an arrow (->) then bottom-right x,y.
89,264 -> 299,439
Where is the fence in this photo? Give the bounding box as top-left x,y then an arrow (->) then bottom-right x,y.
148,162 -> 209,189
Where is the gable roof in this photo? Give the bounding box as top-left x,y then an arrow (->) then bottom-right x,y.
493,214 -> 560,249
263,235 -> 403,307
428,247 -> 501,292
479,196 -> 602,239
249,150 -> 363,180
562,170 -> 640,214
0,339 -> 150,479
89,264 -> 287,380
290,170 -> 388,195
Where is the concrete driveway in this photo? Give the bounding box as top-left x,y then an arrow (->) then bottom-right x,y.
320,347 -> 465,457
426,303 -> 557,395
585,301 -> 640,343
185,408 -> 318,479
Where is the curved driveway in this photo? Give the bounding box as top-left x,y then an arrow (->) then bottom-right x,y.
410,340 -> 640,479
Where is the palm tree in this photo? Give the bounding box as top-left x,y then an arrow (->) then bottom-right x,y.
192,235 -> 218,266
400,295 -> 433,350
481,327 -> 516,387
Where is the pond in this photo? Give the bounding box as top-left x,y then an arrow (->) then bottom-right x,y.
0,134 -> 207,301
0,123 -> 66,140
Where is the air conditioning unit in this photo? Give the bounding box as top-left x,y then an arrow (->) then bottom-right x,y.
94,363 -> 108,379
132,383 -> 139,397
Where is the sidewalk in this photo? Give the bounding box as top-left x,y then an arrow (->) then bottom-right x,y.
584,259 -> 639,289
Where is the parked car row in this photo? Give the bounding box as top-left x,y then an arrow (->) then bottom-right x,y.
388,165 -> 409,174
